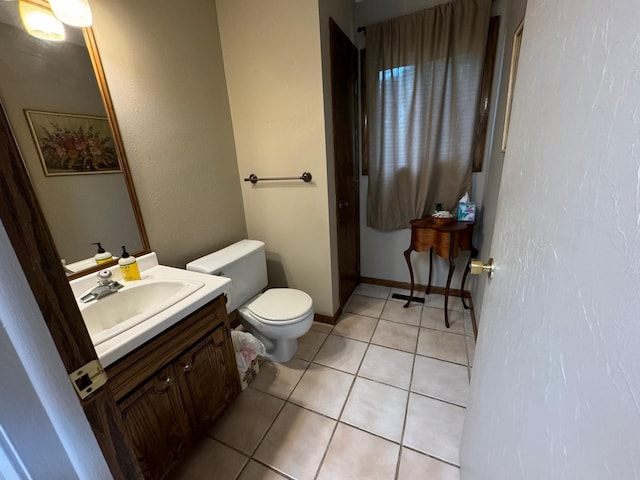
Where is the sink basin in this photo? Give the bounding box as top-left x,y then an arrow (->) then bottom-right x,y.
80,280 -> 204,346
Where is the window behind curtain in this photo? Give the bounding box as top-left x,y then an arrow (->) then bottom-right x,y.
365,0 -> 492,231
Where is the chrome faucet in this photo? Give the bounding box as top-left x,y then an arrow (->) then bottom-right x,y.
80,269 -> 124,303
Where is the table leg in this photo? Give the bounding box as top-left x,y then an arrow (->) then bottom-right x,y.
403,247 -> 414,308
426,248 -> 433,295
444,253 -> 455,328
460,245 -> 478,310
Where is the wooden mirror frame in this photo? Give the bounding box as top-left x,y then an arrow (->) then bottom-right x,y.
59,28 -> 151,280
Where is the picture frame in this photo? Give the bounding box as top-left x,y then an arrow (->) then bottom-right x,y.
501,18 -> 524,152
24,110 -> 121,176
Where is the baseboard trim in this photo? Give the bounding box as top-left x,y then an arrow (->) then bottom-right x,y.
360,276 -> 470,299
314,305 -> 342,326
360,276 -> 477,338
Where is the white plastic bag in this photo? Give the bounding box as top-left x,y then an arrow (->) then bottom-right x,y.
231,330 -> 266,369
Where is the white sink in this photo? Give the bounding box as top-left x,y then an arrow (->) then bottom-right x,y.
80,280 -> 204,346
71,253 -> 231,367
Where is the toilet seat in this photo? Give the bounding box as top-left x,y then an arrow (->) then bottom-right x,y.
244,288 -> 313,326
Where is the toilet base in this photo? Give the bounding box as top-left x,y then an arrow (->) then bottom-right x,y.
239,322 -> 300,363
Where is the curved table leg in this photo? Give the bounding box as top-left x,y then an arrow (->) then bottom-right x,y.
460,245 -> 479,310
426,248 -> 433,295
403,247 -> 414,308
444,254 -> 455,329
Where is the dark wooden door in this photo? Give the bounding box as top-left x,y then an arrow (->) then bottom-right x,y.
330,18 -> 360,308
0,104 -> 142,477
119,365 -> 192,479
178,323 -> 240,437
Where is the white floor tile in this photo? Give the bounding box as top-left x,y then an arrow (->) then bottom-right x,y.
345,294 -> 386,318
417,328 -> 468,365
421,307 -> 465,334
403,393 -> 465,466
313,335 -> 368,374
289,364 -> 354,419
317,423 -> 399,480
209,388 -> 284,455
296,330 -> 328,361
254,403 -> 335,480
342,377 -> 408,442
358,344 -> 414,389
381,300 -> 422,326
250,358 -> 309,400
182,282 -> 476,478
333,312 -> 378,342
412,355 -> 469,407
397,448 -> 460,480
371,320 -> 419,353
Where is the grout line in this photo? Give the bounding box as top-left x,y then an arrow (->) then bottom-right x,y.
312,333 -> 372,479
395,346 -> 418,480
208,287 -> 471,479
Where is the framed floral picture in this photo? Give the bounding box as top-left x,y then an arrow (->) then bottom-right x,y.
24,110 -> 121,176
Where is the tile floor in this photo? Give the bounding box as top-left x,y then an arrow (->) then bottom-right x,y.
169,284 -> 476,480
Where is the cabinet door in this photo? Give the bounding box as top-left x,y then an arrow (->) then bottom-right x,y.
177,323 -> 240,437
119,364 -> 191,480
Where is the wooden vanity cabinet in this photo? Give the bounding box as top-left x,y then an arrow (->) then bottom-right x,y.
106,294 -> 240,479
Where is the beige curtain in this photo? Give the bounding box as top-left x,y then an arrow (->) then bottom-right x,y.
366,0 -> 491,230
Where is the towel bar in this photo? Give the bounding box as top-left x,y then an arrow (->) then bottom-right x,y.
244,172 -> 312,184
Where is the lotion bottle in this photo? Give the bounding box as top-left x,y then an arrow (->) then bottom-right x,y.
118,245 -> 141,281
93,242 -> 113,265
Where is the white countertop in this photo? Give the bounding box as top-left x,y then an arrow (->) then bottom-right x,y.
70,252 -> 231,367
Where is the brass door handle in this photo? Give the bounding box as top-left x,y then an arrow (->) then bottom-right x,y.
470,258 -> 495,279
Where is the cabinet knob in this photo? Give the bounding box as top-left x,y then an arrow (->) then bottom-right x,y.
164,376 -> 174,385
183,364 -> 192,373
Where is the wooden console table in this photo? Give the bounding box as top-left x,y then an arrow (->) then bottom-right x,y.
403,217 -> 477,328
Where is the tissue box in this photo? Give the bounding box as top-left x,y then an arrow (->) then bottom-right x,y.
457,202 -> 476,222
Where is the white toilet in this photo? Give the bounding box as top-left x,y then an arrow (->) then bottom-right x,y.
186,239 -> 314,362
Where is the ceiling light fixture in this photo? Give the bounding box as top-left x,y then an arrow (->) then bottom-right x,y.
49,0 -> 92,27
19,0 -> 65,42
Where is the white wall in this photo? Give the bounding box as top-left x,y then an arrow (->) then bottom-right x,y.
355,0 -> 494,290
0,222 -> 111,479
216,0 -> 336,316
91,0 -> 247,268
470,0 -> 528,322
461,0 -> 640,477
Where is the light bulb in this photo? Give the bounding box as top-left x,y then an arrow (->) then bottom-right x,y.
49,0 -> 92,27
19,1 -> 66,42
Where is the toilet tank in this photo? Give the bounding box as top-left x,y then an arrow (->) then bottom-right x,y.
186,239 -> 268,313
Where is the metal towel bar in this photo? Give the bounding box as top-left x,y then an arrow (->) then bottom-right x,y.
244,172 -> 312,184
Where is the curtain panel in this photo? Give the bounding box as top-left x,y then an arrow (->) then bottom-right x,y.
366,0 -> 491,230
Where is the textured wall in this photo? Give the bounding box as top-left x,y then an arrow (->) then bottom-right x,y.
91,0 -> 247,268
470,0 -> 528,321
216,0 -> 336,316
461,0 -> 640,478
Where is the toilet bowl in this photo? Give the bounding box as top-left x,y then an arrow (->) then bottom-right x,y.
238,288 -> 314,362
186,240 -> 314,362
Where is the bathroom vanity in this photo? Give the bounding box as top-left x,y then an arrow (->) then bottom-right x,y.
70,254 -> 241,479
106,294 -> 240,479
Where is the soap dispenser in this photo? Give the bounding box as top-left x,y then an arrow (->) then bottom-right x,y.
118,246 -> 141,281
92,242 -> 113,265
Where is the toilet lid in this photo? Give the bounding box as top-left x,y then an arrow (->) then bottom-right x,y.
247,288 -> 313,321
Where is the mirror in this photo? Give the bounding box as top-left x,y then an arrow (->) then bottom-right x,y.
0,1 -> 149,278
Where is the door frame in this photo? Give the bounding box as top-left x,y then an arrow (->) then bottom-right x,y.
0,104 -> 142,478
329,17 -> 361,308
